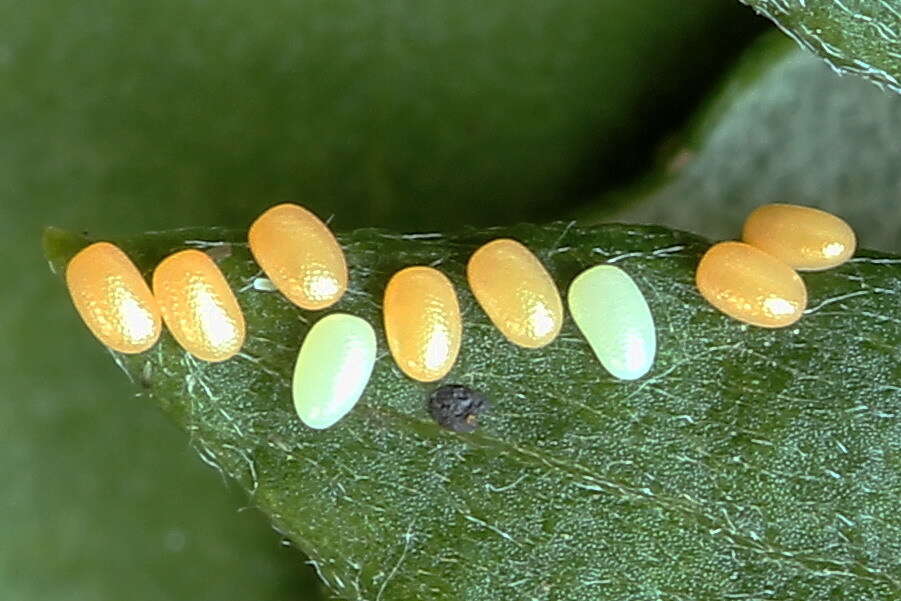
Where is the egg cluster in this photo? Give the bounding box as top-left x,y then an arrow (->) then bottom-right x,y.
64,202 -> 855,430
696,204 -> 856,328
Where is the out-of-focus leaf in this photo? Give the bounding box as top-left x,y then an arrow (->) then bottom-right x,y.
739,0 -> 901,93
0,0 -> 762,232
46,223 -> 901,601
605,33 -> 901,250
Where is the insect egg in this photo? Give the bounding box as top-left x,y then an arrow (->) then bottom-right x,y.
152,249 -> 246,362
742,203 -> 856,271
292,313 -> 377,429
695,241 -> 807,328
248,203 -> 348,310
383,266 -> 462,382
65,242 -> 162,354
466,238 -> 563,348
428,384 -> 489,433
568,265 -> 656,380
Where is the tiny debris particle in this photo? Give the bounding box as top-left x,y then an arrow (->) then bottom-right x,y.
204,243 -> 233,262
140,361 -> 153,389
252,276 -> 278,292
428,384 -> 489,433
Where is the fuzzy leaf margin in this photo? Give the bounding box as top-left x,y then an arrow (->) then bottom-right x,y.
739,0 -> 901,93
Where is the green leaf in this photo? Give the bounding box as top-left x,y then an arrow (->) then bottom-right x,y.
45,223 -> 901,601
738,0 -> 901,94
606,33 -> 901,251
4,3 -> 764,596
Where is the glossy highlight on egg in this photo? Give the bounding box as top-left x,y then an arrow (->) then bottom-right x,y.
466,238 -> 563,348
742,203 -> 856,271
65,242 -> 162,354
696,241 -> 807,328
383,266 -> 462,382
248,203 -> 348,310
152,249 -> 246,362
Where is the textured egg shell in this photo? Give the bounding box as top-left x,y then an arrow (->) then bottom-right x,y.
383,266 -> 462,382
65,242 -> 162,354
248,203 -> 348,310
568,265 -> 656,380
742,203 -> 856,271
466,238 -> 563,348
696,241 -> 807,328
292,313 -> 377,429
152,249 -> 246,362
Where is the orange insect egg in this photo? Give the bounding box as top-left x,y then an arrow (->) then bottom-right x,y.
696,241 -> 807,328
742,203 -> 856,271
248,203 -> 348,310
383,266 -> 462,382
65,242 -> 162,354
466,238 -> 563,348
152,249 -> 246,362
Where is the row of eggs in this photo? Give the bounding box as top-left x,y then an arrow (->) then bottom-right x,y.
64,203 -> 856,429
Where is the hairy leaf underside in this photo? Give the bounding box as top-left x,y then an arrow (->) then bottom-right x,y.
45,223 -> 900,601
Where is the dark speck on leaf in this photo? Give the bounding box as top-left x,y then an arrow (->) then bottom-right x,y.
428,384 -> 489,433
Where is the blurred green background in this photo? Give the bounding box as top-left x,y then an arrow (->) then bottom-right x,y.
2,1 -> 897,599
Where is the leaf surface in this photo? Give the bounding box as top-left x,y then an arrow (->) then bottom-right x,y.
739,0 -> 901,93
1,2 -> 762,596
45,223 -> 901,601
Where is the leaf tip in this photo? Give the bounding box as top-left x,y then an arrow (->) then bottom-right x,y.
42,226 -> 90,276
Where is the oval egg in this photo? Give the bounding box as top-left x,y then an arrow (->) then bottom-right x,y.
65,242 -> 162,354
292,313 -> 377,429
466,238 -> 563,348
383,266 -> 462,382
248,203 -> 348,310
696,241 -> 807,328
742,203 -> 856,271
568,265 -> 656,380
152,249 -> 246,362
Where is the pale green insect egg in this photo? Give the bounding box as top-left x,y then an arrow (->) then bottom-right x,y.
567,265 -> 656,380
292,313 -> 377,429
